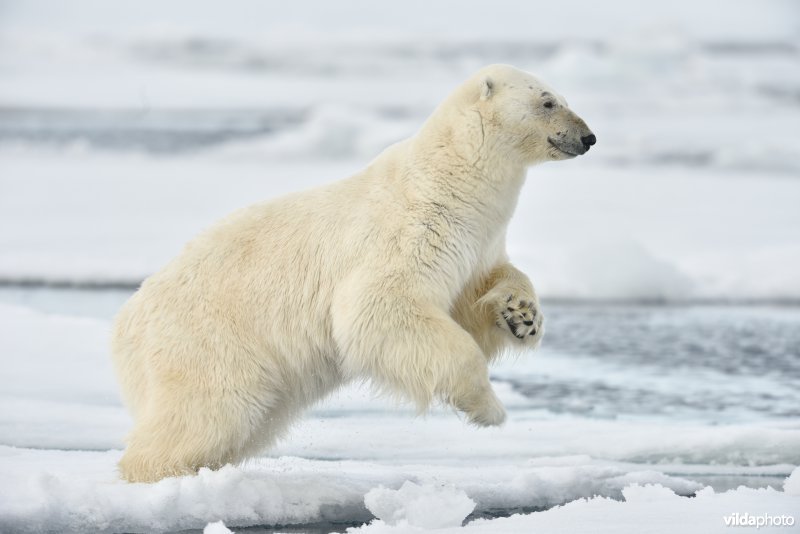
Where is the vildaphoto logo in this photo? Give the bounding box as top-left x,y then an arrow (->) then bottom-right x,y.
724,513 -> 795,528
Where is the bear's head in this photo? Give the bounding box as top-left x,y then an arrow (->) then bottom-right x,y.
468,64 -> 595,166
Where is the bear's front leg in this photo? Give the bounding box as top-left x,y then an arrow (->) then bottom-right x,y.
478,263 -> 544,345
452,262 -> 544,360
332,275 -> 506,427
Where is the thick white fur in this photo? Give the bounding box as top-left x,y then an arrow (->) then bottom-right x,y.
111,64 -> 594,482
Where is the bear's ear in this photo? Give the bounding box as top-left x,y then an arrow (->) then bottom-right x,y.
480,76 -> 494,101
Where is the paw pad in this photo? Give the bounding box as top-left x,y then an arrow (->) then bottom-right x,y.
499,295 -> 543,340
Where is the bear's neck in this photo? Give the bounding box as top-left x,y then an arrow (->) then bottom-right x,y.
407,109 -> 527,230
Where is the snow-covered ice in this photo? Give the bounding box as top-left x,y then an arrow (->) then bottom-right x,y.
785,469 -> 800,496
346,477 -> 800,533
362,482 -> 474,528
0,445 -> 708,533
6,443 -> 798,533
2,152 -> 800,301
203,522 -> 233,534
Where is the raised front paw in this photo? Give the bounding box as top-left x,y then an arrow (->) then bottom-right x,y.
498,294 -> 543,343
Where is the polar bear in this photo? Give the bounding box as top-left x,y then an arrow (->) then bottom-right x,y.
111,64 -> 595,482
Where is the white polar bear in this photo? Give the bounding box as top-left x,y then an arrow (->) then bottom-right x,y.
111,64 -> 595,482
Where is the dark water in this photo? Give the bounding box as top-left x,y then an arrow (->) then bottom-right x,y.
495,303 -> 800,422
544,304 -> 800,378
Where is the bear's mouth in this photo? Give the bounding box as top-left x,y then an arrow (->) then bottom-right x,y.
547,137 -> 579,158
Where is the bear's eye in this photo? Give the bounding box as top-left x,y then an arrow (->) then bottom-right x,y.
543,101 -> 554,109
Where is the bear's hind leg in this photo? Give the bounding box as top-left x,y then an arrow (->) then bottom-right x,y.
118,385 -> 273,483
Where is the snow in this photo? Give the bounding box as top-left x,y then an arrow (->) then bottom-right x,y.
347,482 -> 800,533
203,521 -> 233,534
785,467 -> 800,496
1,0 -> 798,108
364,482 -> 475,529
3,0 -> 796,43
0,446 -> 708,533
9,444 -> 797,534
0,303 -> 128,450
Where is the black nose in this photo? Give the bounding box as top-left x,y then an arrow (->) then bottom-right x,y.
581,133 -> 596,151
